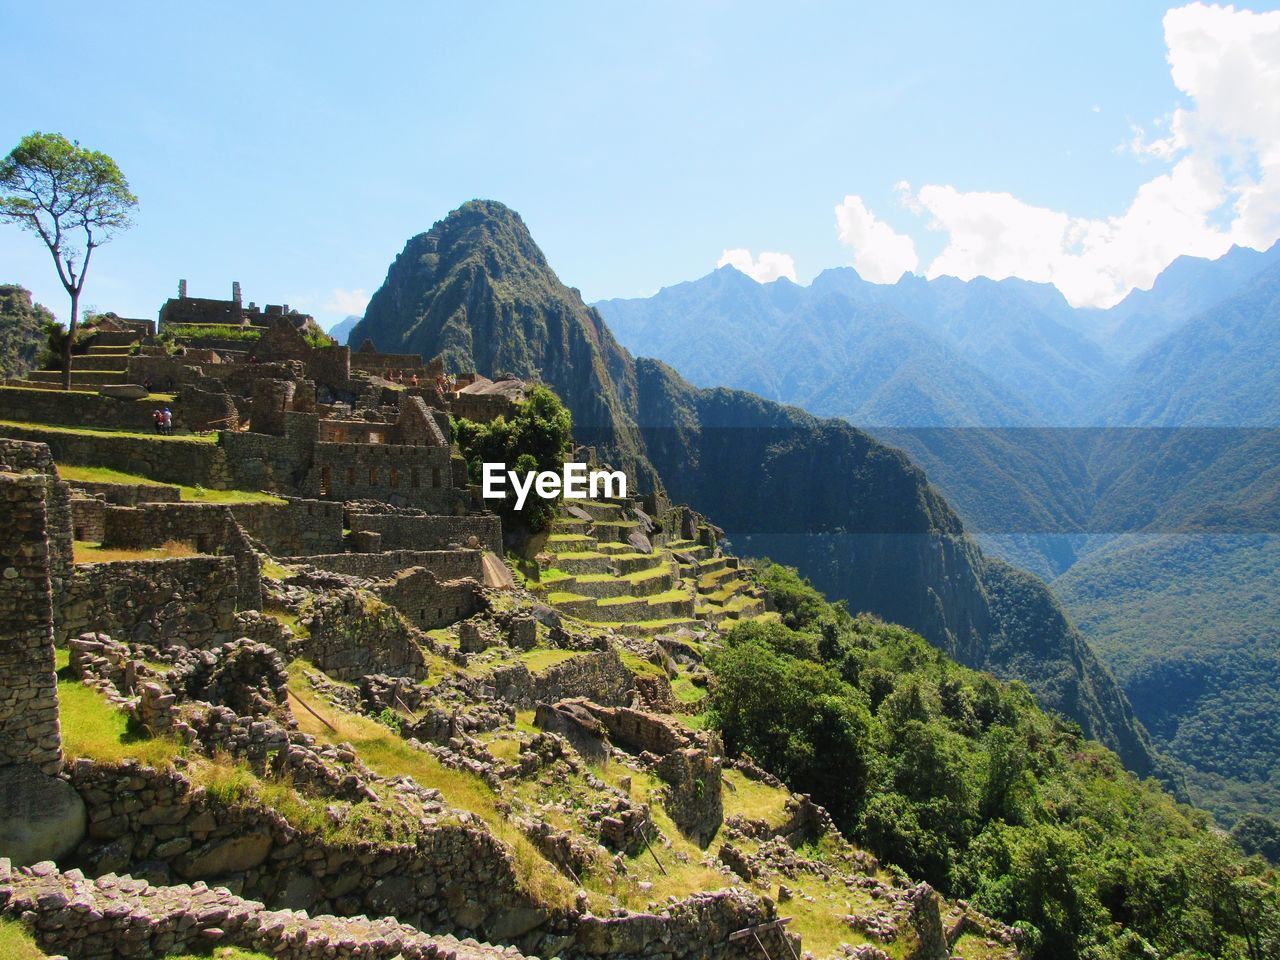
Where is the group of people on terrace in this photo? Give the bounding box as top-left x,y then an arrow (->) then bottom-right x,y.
151,407 -> 174,435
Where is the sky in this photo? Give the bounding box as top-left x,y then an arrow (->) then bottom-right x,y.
3,1 -> 1280,330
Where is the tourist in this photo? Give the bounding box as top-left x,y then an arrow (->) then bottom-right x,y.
162,408 -> 173,435
411,373 -> 419,387
152,409 -> 164,434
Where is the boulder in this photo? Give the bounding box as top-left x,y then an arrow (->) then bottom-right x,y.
0,766 -> 87,866
99,383 -> 150,400
176,831 -> 272,879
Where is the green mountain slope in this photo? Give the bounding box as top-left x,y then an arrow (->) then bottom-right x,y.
0,284 -> 54,380
356,200 -> 1159,778
1054,534 -> 1280,824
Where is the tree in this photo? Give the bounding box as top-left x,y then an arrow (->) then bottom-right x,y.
0,132 -> 137,389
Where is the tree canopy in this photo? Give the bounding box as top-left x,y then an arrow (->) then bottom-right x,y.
0,131 -> 137,388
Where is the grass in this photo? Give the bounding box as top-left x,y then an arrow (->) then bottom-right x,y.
585,764 -> 732,907
620,650 -> 668,679
57,464 -> 285,504
721,769 -> 790,826
0,918 -> 47,959
597,587 -> 689,607
166,949 -> 273,960
260,559 -> 292,581
518,648 -> 580,673
264,606 -> 307,637
0,419 -> 217,443
546,590 -> 592,604
74,539 -> 198,564
671,672 -> 708,705
287,674 -> 577,910
56,650 -> 183,766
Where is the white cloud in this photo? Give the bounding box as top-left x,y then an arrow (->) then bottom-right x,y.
717,249 -> 798,283
840,3 -> 1280,307
324,287 -> 370,316
833,194 -> 920,283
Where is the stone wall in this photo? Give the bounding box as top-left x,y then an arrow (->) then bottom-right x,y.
66,759 -> 541,941
374,568 -> 484,631
0,386 -> 184,433
0,440 -> 74,625
62,557 -> 241,648
67,480 -> 181,506
295,548 -> 485,582
489,649 -> 635,710
350,511 -> 502,554
1,859 -> 527,960
69,496 -> 105,543
100,499 -> 344,557
0,423 -> 233,489
306,442 -> 467,512
303,590 -> 429,681
0,473 -> 61,775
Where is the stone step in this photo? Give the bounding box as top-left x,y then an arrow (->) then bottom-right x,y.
549,552 -> 612,575
567,567 -> 676,599
605,617 -> 703,638
545,531 -> 598,553
72,353 -> 138,370
89,330 -> 143,347
569,499 -> 626,522
588,591 -> 695,624
692,555 -> 738,575
26,369 -> 128,386
611,552 -> 668,575
84,344 -> 137,355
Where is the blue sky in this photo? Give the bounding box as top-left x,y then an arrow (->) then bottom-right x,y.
3,1 -> 1279,328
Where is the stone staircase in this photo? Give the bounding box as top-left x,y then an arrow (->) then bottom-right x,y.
533,501 -> 768,636
12,339 -> 139,391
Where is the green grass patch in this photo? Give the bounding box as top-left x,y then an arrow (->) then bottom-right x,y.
160,324 -> 263,342
546,590 -> 592,604
56,656 -> 183,766
518,648 -> 580,673
0,918 -> 47,959
0,419 -> 217,443
57,464 -> 284,504
620,650 -> 668,679
721,769 -> 790,826
671,672 -> 708,704
260,559 -> 292,581
74,539 -> 200,564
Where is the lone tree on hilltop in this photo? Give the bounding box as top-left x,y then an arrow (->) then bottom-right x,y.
0,132 -> 137,389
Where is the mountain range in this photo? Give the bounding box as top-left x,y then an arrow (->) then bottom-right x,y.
349,199 -> 1158,780
595,239 -> 1280,827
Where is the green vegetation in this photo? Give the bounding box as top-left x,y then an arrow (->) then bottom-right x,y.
0,918 -> 47,959
73,539 -> 198,564
0,420 -> 217,443
0,284 -> 55,379
518,648 -> 579,672
453,384 -> 573,531
159,323 -> 262,342
57,464 -> 284,503
56,650 -> 183,766
707,561 -> 1280,960
1055,533 -> 1280,828
1,131 -> 137,391
167,949 -> 273,960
